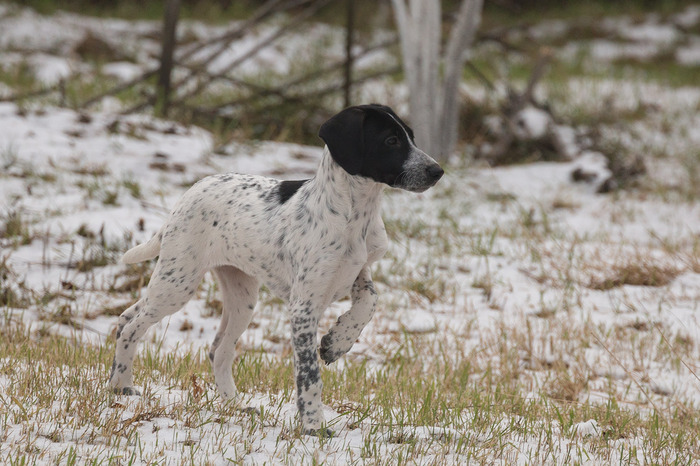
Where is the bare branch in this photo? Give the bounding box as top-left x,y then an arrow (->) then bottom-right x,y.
119,0 -> 333,114
170,0 -> 334,107
444,0 -> 483,71
520,47 -> 553,106
187,66 -> 400,117
192,38 -> 398,108
0,85 -> 60,103
80,70 -> 158,109
79,0 -> 297,109
176,0 -> 307,76
482,48 -> 555,165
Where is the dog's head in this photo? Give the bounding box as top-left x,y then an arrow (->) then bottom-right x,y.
318,104 -> 443,193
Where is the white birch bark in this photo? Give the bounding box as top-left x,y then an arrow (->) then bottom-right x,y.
391,0 -> 483,161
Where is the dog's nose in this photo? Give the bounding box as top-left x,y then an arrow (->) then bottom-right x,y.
427,164 -> 444,181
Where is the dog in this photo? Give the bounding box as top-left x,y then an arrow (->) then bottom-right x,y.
109,104 -> 444,436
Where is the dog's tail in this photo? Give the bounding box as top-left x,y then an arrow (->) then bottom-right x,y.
121,227 -> 163,264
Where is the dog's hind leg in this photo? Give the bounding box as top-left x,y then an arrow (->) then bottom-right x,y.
209,265 -> 259,401
109,257 -> 205,395
109,298 -> 145,394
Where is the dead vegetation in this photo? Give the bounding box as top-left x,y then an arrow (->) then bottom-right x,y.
588,260 -> 682,290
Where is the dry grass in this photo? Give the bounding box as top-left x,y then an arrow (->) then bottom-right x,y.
588,260 -> 682,290
2,3 -> 700,461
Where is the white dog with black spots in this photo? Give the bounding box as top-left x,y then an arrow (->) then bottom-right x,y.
109,104 -> 444,436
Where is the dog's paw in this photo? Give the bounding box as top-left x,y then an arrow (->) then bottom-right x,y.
319,333 -> 342,365
304,427 -> 335,438
113,387 -> 141,396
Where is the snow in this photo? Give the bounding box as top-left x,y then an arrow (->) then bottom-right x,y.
556,13 -> 694,66
527,19 -> 569,40
0,81 -> 12,98
572,419 -> 600,438
514,106 -> 551,140
397,309 -> 437,334
0,5 -> 391,100
618,21 -> 680,45
676,37 -> 700,65
588,39 -> 660,62
2,3 -> 700,464
0,8 -> 84,54
672,5 -> 700,29
572,151 -> 611,186
5,94 -> 699,462
27,53 -> 77,85
101,61 -> 144,82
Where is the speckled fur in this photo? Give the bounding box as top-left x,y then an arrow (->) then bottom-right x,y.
108,104 -> 443,436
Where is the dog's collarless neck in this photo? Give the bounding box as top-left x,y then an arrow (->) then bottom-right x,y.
308,149 -> 384,221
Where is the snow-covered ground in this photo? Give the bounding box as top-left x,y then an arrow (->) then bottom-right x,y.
1,3 -> 700,464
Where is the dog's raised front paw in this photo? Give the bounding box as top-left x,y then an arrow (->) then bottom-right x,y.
319,333 -> 342,365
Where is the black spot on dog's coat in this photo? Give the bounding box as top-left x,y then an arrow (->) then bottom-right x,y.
277,180 -> 309,204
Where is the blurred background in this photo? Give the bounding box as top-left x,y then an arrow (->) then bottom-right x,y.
2,0 -> 698,194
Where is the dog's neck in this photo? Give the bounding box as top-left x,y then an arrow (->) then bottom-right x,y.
310,147 -> 384,223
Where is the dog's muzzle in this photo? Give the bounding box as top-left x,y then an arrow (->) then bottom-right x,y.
395,149 -> 444,192
414,163 -> 444,192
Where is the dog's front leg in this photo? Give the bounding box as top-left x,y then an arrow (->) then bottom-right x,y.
320,267 -> 377,365
289,303 -> 331,437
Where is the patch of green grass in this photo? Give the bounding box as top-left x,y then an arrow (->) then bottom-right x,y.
482,0 -> 694,28
13,0 -> 248,22
593,59 -> 700,89
468,228 -> 500,257
402,274 -> 443,303
102,189 -> 120,206
62,74 -> 124,108
0,257 -> 30,308
122,178 -> 142,200
109,262 -> 153,296
1,307 -> 699,463
182,66 -> 338,146
384,217 -> 431,242
1,210 -> 33,246
67,227 -> 129,273
1,143 -> 20,170
678,150 -> 700,201
0,61 -> 38,95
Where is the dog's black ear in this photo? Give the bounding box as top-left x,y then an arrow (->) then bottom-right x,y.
318,107 -> 365,175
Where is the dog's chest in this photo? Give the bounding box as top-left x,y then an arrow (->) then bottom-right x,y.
285,213 -> 369,300
327,236 -> 368,300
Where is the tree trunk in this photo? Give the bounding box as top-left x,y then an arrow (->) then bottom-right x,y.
343,0 -> 355,108
156,0 -> 182,117
391,0 -> 483,161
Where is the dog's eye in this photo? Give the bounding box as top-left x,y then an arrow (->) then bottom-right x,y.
385,136 -> 399,146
